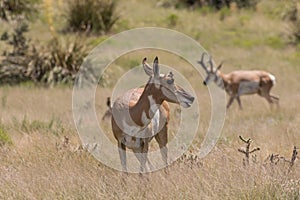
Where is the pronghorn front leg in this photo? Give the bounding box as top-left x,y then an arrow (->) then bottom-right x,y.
118,141 -> 127,172
133,139 -> 149,173
226,96 -> 235,109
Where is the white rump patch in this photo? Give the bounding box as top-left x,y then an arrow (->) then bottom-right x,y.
238,81 -> 259,95
269,74 -> 276,85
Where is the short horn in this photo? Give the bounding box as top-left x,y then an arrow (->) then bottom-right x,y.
198,52 -> 209,73
153,56 -> 159,78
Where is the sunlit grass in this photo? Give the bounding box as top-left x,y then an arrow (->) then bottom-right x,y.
0,0 -> 299,199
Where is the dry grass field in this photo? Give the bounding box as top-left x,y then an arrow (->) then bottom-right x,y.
0,0 -> 299,199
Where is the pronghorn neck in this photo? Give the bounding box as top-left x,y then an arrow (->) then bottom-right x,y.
216,71 -> 228,89
130,84 -> 163,127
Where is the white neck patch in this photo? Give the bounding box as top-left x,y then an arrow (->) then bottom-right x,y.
148,95 -> 160,115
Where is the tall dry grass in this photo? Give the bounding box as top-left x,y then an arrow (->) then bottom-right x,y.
0,0 -> 299,199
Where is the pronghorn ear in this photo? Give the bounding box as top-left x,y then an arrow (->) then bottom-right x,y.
217,61 -> 223,70
142,57 -> 153,76
153,56 -> 160,78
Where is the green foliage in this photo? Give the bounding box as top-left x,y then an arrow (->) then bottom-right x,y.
238,15 -> 250,26
197,6 -> 214,16
26,37 -> 89,85
115,57 -> 140,70
158,0 -> 258,10
0,124 -> 12,146
233,38 -> 261,49
0,0 -> 40,22
6,22 -> 29,56
0,22 -> 31,85
20,116 -> 64,136
0,31 -> 9,40
265,36 -> 284,49
0,24 -> 89,85
66,0 -> 119,34
166,13 -> 179,27
283,0 -> 300,45
234,0 -> 258,9
0,26 -> 96,86
219,7 -> 231,21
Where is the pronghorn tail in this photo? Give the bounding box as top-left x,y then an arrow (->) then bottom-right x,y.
269,74 -> 276,86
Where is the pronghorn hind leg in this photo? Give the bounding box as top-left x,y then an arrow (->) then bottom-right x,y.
270,94 -> 279,105
236,96 -> 243,110
155,125 -> 168,167
268,94 -> 280,109
226,96 -> 235,109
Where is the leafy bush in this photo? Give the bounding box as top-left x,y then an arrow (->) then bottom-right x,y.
66,0 -> 119,34
219,6 -> 231,20
285,1 -> 300,45
0,22 -> 90,85
234,0 -> 258,9
26,37 -> 89,85
0,22 -> 31,84
0,0 -> 40,21
265,36 -> 285,49
5,22 -> 29,56
166,13 -> 179,27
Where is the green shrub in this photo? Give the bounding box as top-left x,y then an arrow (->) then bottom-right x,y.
0,22 -> 31,85
219,7 -> 231,21
158,0 -> 258,10
234,0 -> 258,9
0,21 -> 89,85
166,13 -> 179,27
283,0 -> 300,45
27,37 -> 89,85
265,36 -> 285,49
66,0 -> 119,34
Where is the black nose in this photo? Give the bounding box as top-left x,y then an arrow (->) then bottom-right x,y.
190,96 -> 195,103
203,81 -> 207,86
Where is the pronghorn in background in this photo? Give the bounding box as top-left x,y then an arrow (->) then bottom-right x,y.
198,52 -> 279,109
111,57 -> 195,173
101,97 -> 112,121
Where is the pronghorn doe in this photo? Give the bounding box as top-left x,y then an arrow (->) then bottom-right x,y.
111,57 -> 194,173
198,53 -> 279,109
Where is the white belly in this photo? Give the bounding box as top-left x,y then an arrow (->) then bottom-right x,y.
238,81 -> 259,95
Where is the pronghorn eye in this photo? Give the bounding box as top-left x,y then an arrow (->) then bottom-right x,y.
167,78 -> 174,84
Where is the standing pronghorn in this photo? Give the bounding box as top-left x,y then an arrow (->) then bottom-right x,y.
198,53 -> 279,109
111,57 -> 194,173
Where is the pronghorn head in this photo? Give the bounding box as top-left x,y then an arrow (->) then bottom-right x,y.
142,57 -> 194,108
198,53 -> 223,86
